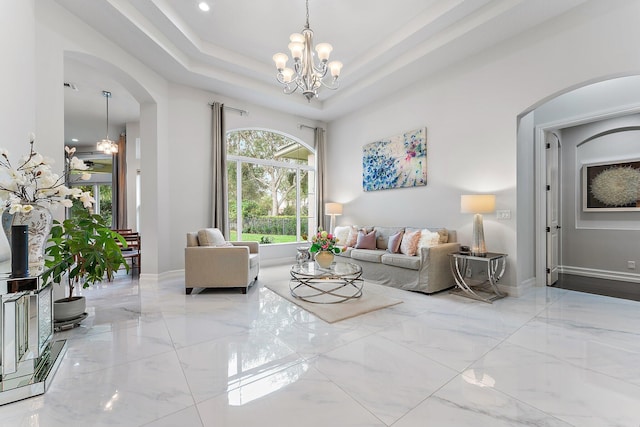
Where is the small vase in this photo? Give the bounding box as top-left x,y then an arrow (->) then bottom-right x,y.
2,205 -> 53,274
315,250 -> 334,268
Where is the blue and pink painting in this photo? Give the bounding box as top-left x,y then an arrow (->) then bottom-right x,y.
362,127 -> 427,192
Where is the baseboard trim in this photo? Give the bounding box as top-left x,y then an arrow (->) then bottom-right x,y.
560,266 -> 640,284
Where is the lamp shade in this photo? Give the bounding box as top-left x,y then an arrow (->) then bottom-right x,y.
325,203 -> 343,216
460,195 -> 495,214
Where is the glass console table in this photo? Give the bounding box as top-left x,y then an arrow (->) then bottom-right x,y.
0,261 -> 66,405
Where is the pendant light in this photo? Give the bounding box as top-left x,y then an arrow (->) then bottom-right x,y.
96,90 -> 118,154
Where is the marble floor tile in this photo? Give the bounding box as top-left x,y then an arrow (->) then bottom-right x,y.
2,266 -> 640,426
196,364 -> 385,427
379,311 -> 502,372
467,342 -> 640,426
313,334 -> 458,425
176,329 -> 304,403
394,376 -> 573,427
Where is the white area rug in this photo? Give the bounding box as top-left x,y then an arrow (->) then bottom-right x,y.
265,280 -> 403,323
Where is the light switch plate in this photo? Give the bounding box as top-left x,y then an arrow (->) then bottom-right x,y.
496,210 -> 511,220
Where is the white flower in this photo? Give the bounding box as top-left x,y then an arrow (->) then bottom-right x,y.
0,138 -> 94,210
60,199 -> 73,208
64,146 -> 76,156
69,156 -> 90,171
79,191 -> 95,208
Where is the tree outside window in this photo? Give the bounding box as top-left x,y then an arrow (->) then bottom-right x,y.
227,129 -> 316,244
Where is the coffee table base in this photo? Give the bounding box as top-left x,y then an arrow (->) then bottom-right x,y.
290,279 -> 363,304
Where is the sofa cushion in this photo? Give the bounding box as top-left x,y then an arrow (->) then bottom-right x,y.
400,230 -> 421,256
197,228 -> 230,247
418,229 -> 441,247
344,225 -> 359,247
374,226 -> 405,250
249,253 -> 259,268
387,230 -> 404,253
350,249 -> 384,263
355,230 -> 377,249
186,232 -> 199,247
381,253 -> 421,270
333,226 -> 351,247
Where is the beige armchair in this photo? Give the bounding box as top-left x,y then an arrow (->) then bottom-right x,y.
185,229 -> 260,294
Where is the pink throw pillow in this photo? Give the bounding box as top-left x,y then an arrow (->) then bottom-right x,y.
355,230 -> 377,249
400,230 -> 421,256
386,231 -> 404,253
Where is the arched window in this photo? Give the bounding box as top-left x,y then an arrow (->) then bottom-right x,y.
227,129 -> 316,244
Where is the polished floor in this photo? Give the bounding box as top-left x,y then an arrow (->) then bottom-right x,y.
2,265 -> 640,426
552,273 -> 640,302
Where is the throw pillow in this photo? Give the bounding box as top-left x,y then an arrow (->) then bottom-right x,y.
355,230 -> 377,249
197,228 -> 229,247
437,228 -> 449,243
333,226 -> 351,246
418,229 -> 440,248
345,225 -> 359,247
400,230 -> 421,256
386,230 -> 404,253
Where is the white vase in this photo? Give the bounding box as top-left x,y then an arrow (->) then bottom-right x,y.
315,250 -> 334,268
2,205 -> 53,274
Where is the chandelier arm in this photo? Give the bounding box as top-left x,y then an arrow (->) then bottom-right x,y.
320,79 -> 340,90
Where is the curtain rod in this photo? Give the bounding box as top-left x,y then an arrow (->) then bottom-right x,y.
208,103 -> 248,116
299,124 -> 321,131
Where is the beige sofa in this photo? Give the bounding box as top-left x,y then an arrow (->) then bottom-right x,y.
185,229 -> 260,294
334,226 -> 459,294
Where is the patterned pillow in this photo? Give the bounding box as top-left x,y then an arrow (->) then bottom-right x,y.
418,229 -> 441,247
386,231 -> 404,253
355,230 -> 377,249
345,225 -> 359,247
400,230 -> 421,256
333,226 -> 351,246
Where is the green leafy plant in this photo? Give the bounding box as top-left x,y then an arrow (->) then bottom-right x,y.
259,235 -> 274,244
43,210 -> 129,300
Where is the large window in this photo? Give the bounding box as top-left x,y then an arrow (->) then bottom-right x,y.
227,129 -> 316,244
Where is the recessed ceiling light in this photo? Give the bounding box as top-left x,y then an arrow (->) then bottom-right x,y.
71,138 -> 79,142
198,2 -> 210,12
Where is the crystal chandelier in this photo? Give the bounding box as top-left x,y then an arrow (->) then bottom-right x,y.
96,90 -> 118,155
272,0 -> 343,102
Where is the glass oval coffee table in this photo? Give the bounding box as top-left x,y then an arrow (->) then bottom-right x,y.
290,261 -> 363,304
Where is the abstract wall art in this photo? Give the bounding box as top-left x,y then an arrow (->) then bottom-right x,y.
362,127 -> 427,192
582,158 -> 640,211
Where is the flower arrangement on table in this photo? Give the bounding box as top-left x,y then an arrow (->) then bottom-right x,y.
308,227 -> 345,254
0,135 -> 94,212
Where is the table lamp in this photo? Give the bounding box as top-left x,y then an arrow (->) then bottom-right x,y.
325,202 -> 343,234
460,194 -> 495,256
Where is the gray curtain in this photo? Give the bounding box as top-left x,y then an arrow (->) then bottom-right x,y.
114,134 -> 127,229
315,127 -> 326,231
211,102 -> 228,237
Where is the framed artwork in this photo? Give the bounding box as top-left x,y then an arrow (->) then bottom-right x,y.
362,127 -> 427,192
582,158 -> 640,211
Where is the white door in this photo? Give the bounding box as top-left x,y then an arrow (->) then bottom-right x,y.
546,132 -> 560,286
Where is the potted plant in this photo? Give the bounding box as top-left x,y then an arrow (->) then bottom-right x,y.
44,209 -> 129,322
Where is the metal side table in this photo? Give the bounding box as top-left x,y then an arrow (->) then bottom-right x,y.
449,252 -> 507,303
0,262 -> 67,405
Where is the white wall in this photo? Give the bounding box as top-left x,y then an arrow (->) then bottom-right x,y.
125,121 -> 140,231
560,115 -> 640,278
1,0 -> 35,154
328,0 -> 640,290
34,0 -> 169,276
166,83 -> 323,271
